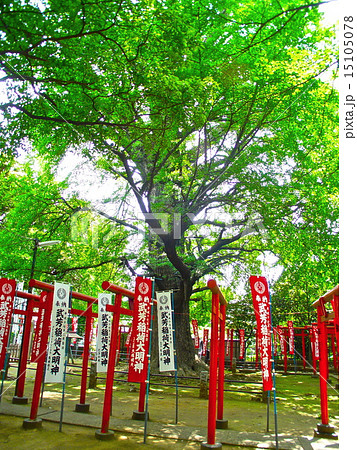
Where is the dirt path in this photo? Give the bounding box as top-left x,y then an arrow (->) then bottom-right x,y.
0,363 -> 339,448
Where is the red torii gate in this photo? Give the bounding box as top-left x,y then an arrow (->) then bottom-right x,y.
95,280 -> 135,440
312,285 -> 339,440
201,279 -> 228,450
19,278 -> 140,432
26,279 -> 100,413
261,324 -> 337,375
12,290 -> 41,404
23,288 -> 53,429
274,325 -> 308,373
21,279 -> 104,428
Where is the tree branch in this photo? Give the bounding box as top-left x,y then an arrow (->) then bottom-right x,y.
0,103 -> 137,129
46,259 -> 117,276
199,222 -> 263,260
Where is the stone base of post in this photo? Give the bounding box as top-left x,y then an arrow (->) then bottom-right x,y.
132,410 -> 148,421
95,429 -> 115,440
314,423 -> 338,439
75,403 -> 90,413
201,442 -> 222,449
12,396 -> 29,405
216,419 -> 228,429
23,418 -> 42,429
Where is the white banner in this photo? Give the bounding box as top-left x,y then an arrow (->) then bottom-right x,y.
45,282 -> 70,383
96,293 -> 112,373
156,291 -> 175,372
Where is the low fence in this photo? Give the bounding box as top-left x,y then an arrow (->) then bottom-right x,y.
61,364 -> 264,396
8,344 -> 21,361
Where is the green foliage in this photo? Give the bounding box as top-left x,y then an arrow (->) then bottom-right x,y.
0,158 -> 131,305
0,0 -> 338,332
189,290 -> 212,328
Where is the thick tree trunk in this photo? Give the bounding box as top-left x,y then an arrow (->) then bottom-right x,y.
149,267 -> 199,374
173,279 -> 197,374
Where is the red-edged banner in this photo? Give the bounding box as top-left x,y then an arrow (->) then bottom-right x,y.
225,329 -> 233,356
288,320 -> 294,355
273,327 -> 278,356
125,326 -> 132,348
192,319 -> 199,349
277,326 -> 286,355
225,328 -> 230,356
72,316 -> 78,343
225,329 -> 233,360
89,317 -> 95,347
311,324 -> 319,360
0,278 -> 17,369
31,291 -> 48,363
229,329 -> 234,359
239,329 -> 245,360
128,277 -> 153,383
202,328 -> 209,356
249,275 -> 273,391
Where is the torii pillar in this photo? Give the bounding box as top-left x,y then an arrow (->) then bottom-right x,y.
201,279 -> 228,449
312,285 -> 338,440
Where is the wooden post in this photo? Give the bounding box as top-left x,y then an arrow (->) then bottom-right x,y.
312,287 -> 338,440
26,279 -> 99,413
216,302 -> 228,429
23,291 -> 53,429
255,328 -> 259,370
98,293 -> 122,438
316,301 -> 330,428
302,327 -> 307,369
12,291 -> 40,404
283,328 -> 288,373
201,279 -> 227,449
75,305 -> 94,413
95,281 -> 134,440
65,293 -> 99,413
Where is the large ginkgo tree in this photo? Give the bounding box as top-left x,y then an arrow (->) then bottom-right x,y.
0,0 -> 338,371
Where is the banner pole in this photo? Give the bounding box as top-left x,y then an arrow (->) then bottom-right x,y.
39,357 -> 47,407
170,291 -> 179,424
266,390 -> 270,432
268,292 -> 278,449
59,291 -> 72,432
143,280 -> 155,444
5,296 -> 17,401
0,351 -> 10,403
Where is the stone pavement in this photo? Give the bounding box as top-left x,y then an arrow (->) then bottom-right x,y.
0,402 -> 338,449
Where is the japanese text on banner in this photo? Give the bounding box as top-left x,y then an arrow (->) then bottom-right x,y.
128,277 -> 152,383
45,282 -> 70,383
273,327 -> 278,356
239,329 -> 245,360
226,328 -> 233,357
229,329 -> 234,359
288,320 -> 294,355
191,319 -> 199,349
226,328 -> 230,356
249,276 -> 273,391
31,291 -> 48,363
312,324 -> 319,359
202,328 -> 209,357
125,327 -> 132,348
0,278 -> 16,369
156,291 -> 175,372
96,293 -> 113,372
277,326 -> 286,355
